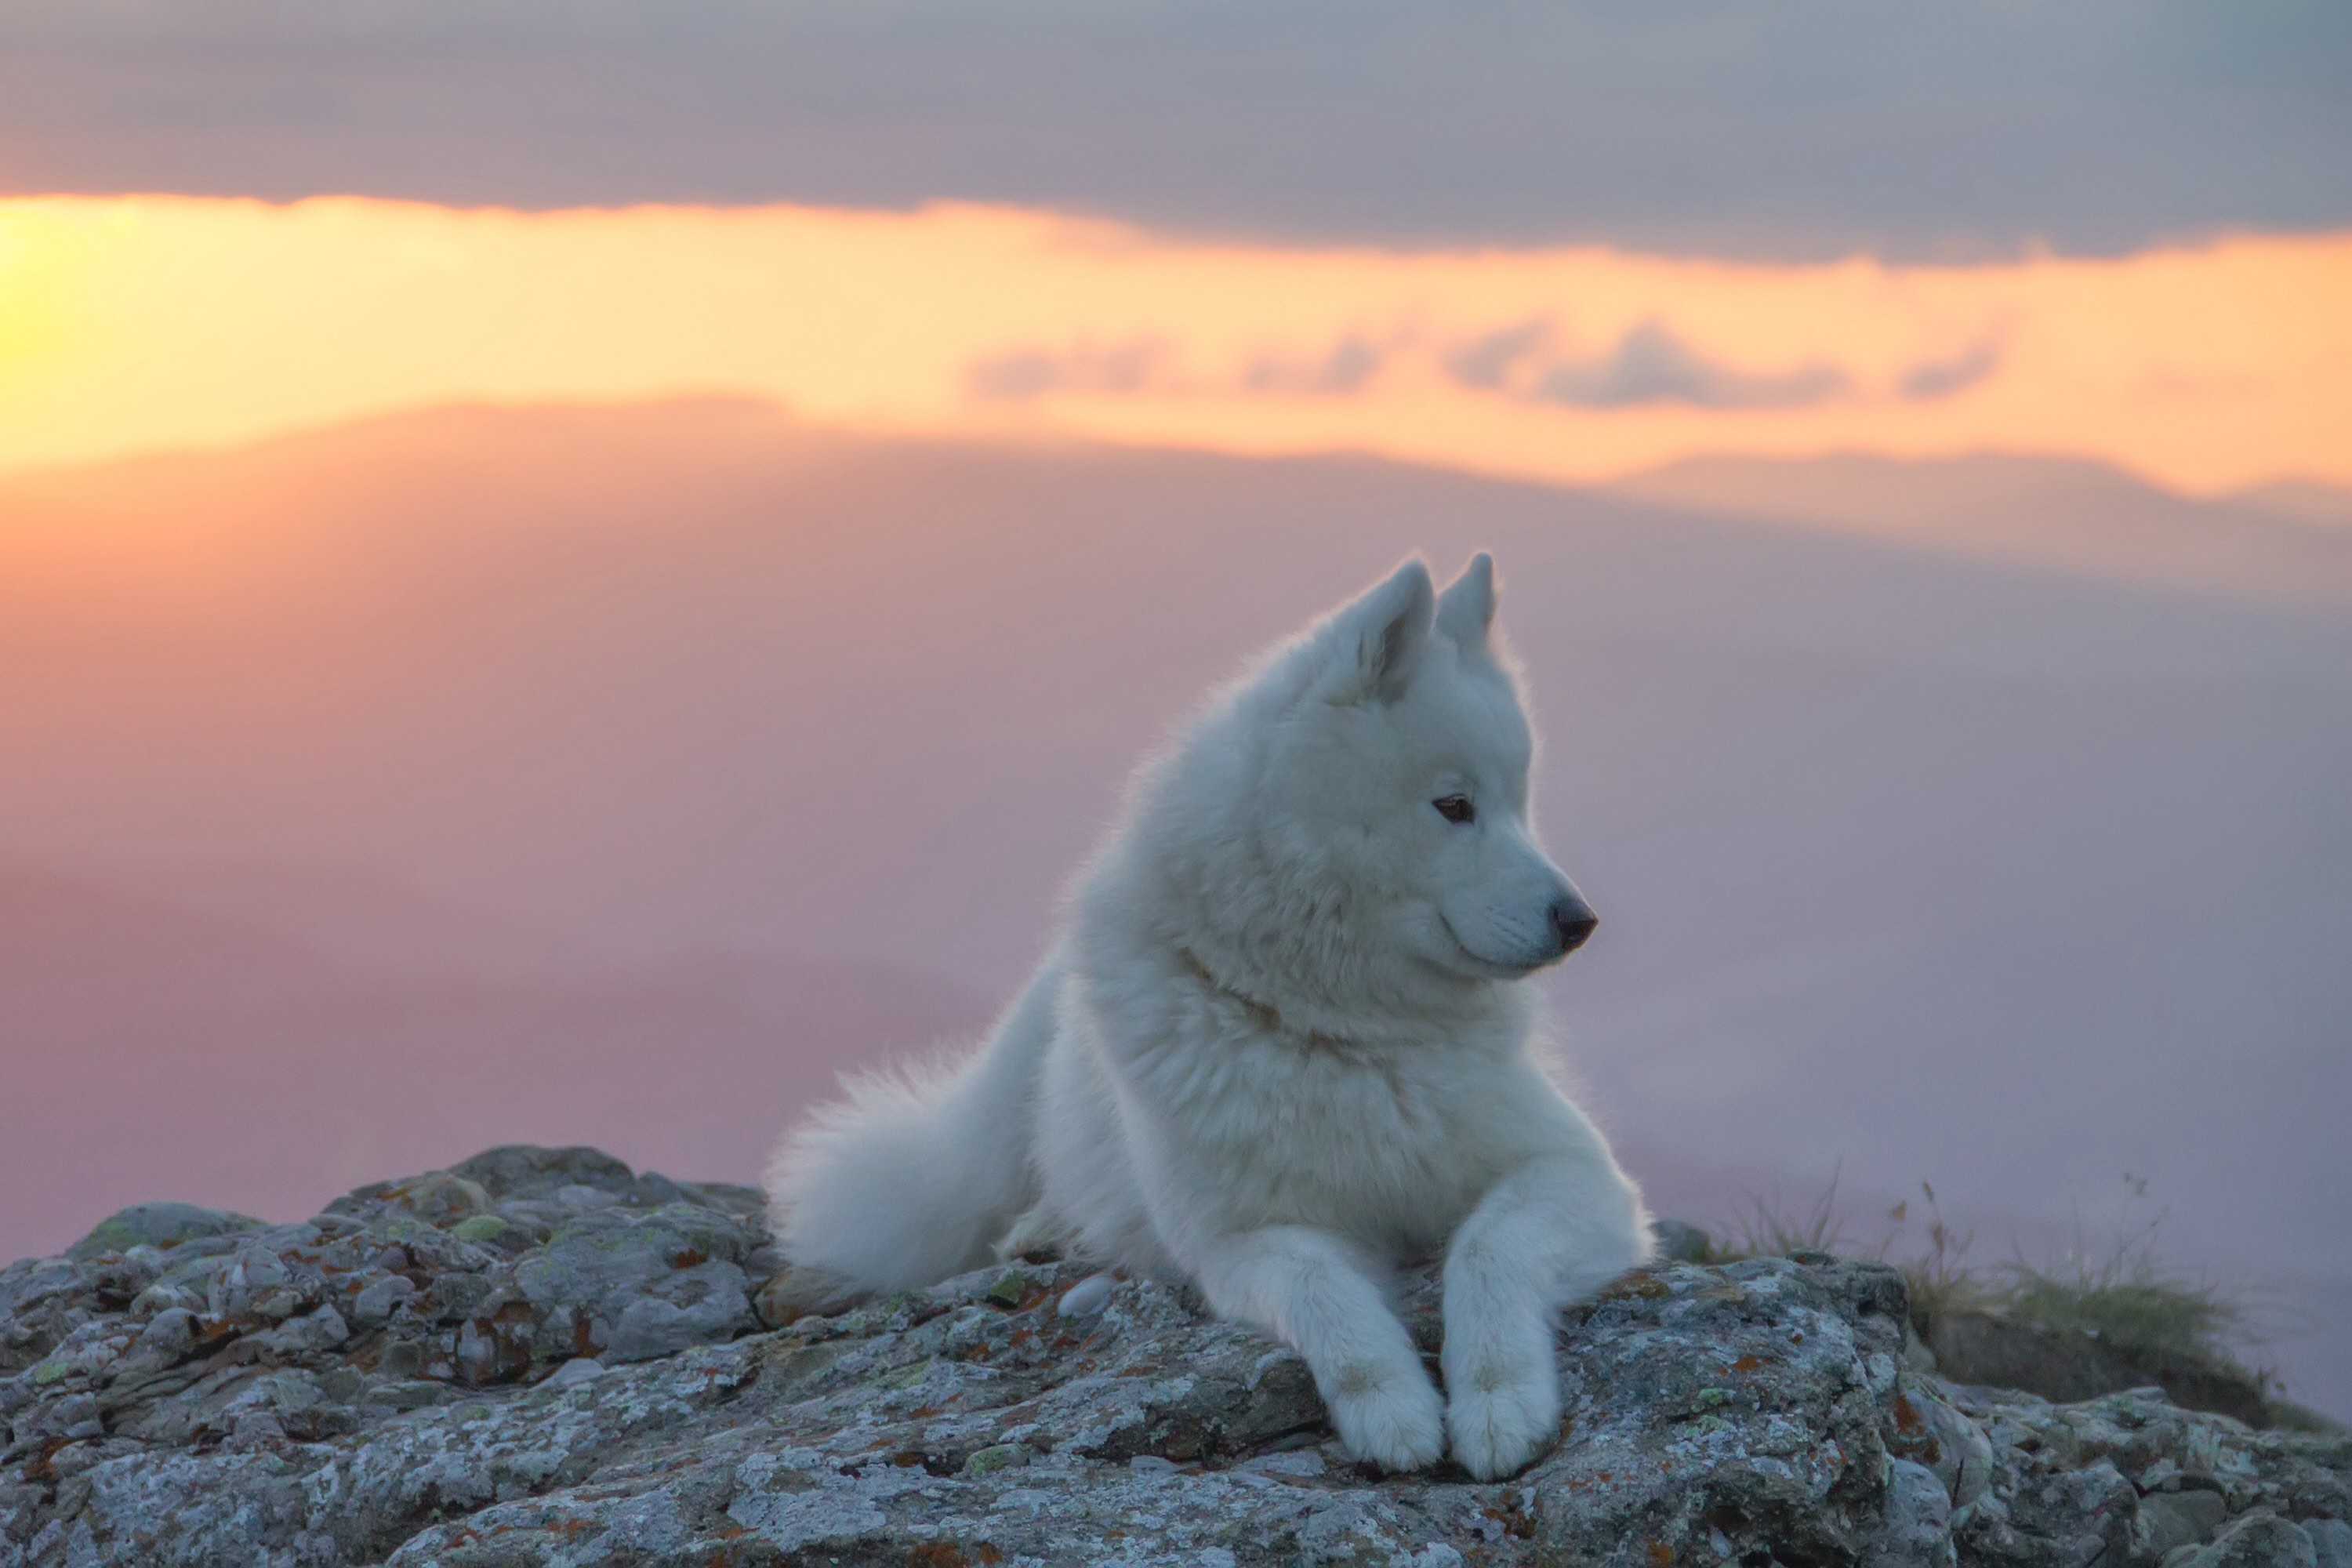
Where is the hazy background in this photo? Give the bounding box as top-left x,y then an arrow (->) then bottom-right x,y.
2,2 -> 2347,1415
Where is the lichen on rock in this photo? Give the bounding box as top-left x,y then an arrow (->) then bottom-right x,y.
2,1147 -> 2344,1566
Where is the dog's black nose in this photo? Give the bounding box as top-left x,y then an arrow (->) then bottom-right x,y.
1551,897 -> 1599,955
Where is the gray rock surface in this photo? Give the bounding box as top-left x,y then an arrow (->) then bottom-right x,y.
2,1149 -> 2345,1566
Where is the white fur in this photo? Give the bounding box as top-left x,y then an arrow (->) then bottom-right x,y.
768,554 -> 1653,1479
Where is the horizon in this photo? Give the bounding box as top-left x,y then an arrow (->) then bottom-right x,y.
3,196 -> 2347,494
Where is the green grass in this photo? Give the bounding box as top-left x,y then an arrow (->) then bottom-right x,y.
1711,1173 -> 2258,1373
1987,1176 -> 2251,1365
1998,1265 -> 2245,1361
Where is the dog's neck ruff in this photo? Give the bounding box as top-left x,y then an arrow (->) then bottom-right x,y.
1173,945 -> 1363,1056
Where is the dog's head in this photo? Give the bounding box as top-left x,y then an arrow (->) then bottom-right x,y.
1274,554 -> 1594,981
1130,554 -> 1593,1004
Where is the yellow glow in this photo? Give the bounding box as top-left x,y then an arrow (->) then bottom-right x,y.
0,194 -> 2347,494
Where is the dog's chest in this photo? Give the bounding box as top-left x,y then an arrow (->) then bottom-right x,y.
1138,1028 -> 1512,1250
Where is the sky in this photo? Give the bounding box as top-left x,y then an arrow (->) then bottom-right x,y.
4,1 -> 2348,257
2,198 -> 2347,492
3,0 -> 2350,1410
1,3 -> 2347,490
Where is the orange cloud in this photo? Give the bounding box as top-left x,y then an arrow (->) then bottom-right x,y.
0,194 -> 2346,493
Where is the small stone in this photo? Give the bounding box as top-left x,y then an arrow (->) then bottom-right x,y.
987,1269 -> 1033,1308
210,1243 -> 292,1317
632,1172 -> 689,1207
376,1340 -> 425,1378
962,1443 -> 1033,1475
69,1203 -> 263,1260
252,1286 -> 307,1321
754,1265 -> 869,1325
1864,1458 -> 1955,1568
1057,1272 -> 1116,1318
555,1184 -> 620,1210
2143,1492 -> 2230,1558
227,1409 -> 287,1448
350,1274 -> 418,1326
49,1441 -> 105,1478
451,1215 -> 510,1243
1128,1454 -> 1179,1474
136,1308 -> 196,1358
128,1282 -> 202,1317
367,1380 -> 447,1411
2208,1515 -> 2318,1568
258,1305 -> 350,1356
31,1359 -> 71,1385
379,1171 -> 495,1226
544,1358 -> 607,1389
2305,1521 -> 2352,1568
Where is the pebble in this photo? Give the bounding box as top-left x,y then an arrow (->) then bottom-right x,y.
1057,1272 -> 1116,1318
545,1357 -> 608,1388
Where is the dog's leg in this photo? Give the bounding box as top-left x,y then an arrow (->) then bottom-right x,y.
1439,1155 -> 1650,1479
1189,1225 -> 1444,1471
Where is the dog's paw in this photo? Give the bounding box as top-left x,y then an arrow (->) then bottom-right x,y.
1327,1364 -> 1446,1472
1445,1363 -> 1563,1480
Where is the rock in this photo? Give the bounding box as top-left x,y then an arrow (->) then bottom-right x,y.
2212,1513 -> 2321,1568
347,1273 -> 415,1327
513,1203 -> 757,1364
1863,1457 -> 1955,1568
2141,1489 -> 2231,1558
2,1146 -> 2345,1567
2307,1518 -> 2352,1568
132,1308 -> 193,1359
448,1143 -> 637,1197
66,1204 -> 260,1261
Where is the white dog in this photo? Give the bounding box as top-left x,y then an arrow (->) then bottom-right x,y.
768,554 -> 1652,1479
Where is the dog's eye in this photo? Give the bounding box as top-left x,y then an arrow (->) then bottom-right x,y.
1432,794 -> 1475,825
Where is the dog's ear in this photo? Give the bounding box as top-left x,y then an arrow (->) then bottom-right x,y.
1436,552 -> 1496,655
1319,558 -> 1435,704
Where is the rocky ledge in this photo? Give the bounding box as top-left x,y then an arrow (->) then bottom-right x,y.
2,1146 -> 2346,1568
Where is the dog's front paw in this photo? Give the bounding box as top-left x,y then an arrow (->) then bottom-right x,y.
1326,1363 -> 1446,1472
1445,1363 -> 1563,1480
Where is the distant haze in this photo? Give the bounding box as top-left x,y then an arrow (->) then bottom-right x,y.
2,402 -> 2347,1416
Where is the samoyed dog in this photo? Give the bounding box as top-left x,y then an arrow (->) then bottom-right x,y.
768,554 -> 1651,1479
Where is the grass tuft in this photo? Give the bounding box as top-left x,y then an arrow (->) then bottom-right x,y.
1987,1174 -> 2252,1365
1714,1172 -> 2258,1374
1723,1165 -> 1858,1259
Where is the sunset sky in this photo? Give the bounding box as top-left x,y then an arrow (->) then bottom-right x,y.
2,195 -> 2347,493
2,0 -> 2348,495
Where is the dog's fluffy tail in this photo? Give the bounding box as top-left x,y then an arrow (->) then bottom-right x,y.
766,957 -> 1059,1293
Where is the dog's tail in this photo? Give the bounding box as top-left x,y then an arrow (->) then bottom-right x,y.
765,956 -> 1059,1295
